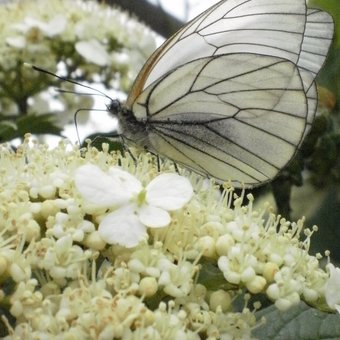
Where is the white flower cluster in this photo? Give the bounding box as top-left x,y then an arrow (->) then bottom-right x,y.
2,0 -> 155,76
0,135 -> 338,338
0,0 -> 155,125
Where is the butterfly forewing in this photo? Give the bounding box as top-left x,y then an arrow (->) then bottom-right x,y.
127,0 -> 309,101
298,9 -> 334,88
297,9 -> 334,140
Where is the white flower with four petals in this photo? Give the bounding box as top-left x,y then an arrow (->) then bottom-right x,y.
75,164 -> 193,248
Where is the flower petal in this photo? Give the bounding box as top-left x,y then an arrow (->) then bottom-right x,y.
74,164 -> 131,206
42,15 -> 67,37
138,205 -> 170,228
6,36 -> 26,49
107,167 -> 142,197
98,205 -> 147,248
146,174 -> 193,210
22,16 -> 67,37
325,264 -> 340,312
75,39 -> 109,66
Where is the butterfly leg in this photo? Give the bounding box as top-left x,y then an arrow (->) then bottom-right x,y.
174,162 -> 180,174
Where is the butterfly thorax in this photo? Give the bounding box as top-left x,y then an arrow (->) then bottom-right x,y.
109,99 -> 151,150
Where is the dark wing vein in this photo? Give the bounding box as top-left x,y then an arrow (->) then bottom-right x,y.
150,124 -> 272,183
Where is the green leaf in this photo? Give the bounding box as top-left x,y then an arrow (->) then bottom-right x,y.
0,120 -> 18,142
308,187 -> 340,262
0,114 -> 62,142
254,302 -> 340,339
197,261 -> 236,291
81,134 -> 124,153
317,47 -> 340,103
16,114 -> 62,136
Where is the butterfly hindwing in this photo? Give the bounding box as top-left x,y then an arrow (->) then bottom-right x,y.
132,53 -> 307,186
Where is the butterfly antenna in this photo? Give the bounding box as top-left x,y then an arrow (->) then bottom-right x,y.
55,88 -> 104,97
24,63 -> 113,102
25,63 -> 118,145
73,107 -> 111,145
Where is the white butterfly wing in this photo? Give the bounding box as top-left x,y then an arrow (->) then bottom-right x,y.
128,0 -> 333,104
298,9 -> 334,89
297,9 -> 334,139
129,0 -> 308,98
132,53 -> 307,186
122,0 -> 333,187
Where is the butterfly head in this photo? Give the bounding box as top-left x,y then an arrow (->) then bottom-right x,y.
108,99 -> 121,117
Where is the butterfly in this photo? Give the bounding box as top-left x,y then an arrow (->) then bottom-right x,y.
110,0 -> 334,188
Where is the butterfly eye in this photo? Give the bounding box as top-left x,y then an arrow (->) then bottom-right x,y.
118,0 -> 334,188
108,100 -> 121,115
